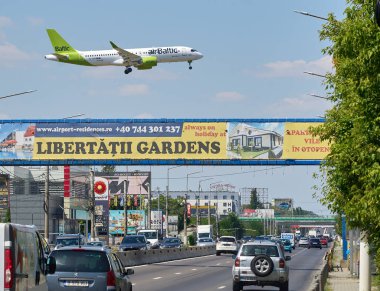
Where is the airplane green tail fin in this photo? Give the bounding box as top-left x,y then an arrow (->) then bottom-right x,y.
46,29 -> 76,53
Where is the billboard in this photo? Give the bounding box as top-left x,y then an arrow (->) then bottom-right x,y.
109,210 -> 146,235
242,209 -> 274,218
0,174 -> 9,212
273,198 -> 293,211
0,119 -> 329,165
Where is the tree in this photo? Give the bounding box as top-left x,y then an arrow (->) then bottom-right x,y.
101,165 -> 116,174
219,213 -> 244,239
250,188 -> 263,209
311,0 -> 380,268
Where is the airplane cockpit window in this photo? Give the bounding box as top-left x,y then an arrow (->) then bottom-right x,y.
191,49 -> 198,52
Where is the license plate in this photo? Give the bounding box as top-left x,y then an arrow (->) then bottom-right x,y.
242,275 -> 256,281
64,281 -> 89,287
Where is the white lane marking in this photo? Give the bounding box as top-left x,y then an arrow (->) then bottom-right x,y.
175,272 -> 181,275
216,263 -> 221,266
153,277 -> 162,280
291,248 -> 308,258
192,268 -> 197,271
218,286 -> 226,289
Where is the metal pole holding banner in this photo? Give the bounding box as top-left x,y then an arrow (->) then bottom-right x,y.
342,214 -> 347,261
44,166 -> 50,242
90,170 -> 95,241
124,180 -> 129,237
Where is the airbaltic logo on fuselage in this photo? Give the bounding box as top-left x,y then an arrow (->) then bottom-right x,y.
148,48 -> 179,55
55,46 -> 70,52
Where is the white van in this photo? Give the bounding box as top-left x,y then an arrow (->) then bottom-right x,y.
0,223 -> 50,290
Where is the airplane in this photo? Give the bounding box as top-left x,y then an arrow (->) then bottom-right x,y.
44,29 -> 203,75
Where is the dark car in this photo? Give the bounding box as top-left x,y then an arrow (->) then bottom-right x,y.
308,238 -> 322,249
54,234 -> 85,250
160,237 -> 183,249
119,234 -> 149,251
241,236 -> 253,243
46,246 -> 134,290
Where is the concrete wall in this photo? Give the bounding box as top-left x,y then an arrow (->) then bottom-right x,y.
116,246 -> 216,267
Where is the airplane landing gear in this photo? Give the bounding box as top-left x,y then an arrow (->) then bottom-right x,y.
124,67 -> 133,74
188,61 -> 192,70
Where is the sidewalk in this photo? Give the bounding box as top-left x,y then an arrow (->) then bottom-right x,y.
325,242 -> 379,291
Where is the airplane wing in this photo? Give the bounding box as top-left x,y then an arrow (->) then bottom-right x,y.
110,41 -> 142,66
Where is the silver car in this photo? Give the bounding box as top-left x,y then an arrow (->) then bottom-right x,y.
232,240 -> 291,291
46,246 -> 134,290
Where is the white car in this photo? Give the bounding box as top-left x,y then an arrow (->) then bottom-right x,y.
216,236 -> 239,256
298,237 -> 309,247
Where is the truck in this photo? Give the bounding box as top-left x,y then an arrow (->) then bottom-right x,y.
197,225 -> 213,241
308,230 -> 317,238
137,229 -> 162,249
280,232 -> 295,249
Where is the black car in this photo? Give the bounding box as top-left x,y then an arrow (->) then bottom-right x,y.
308,238 -> 322,249
119,235 -> 150,251
160,237 -> 182,249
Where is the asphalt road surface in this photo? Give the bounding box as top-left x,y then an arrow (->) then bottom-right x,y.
130,244 -> 329,291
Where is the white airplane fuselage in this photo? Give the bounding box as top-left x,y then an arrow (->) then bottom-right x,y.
45,46 -> 203,66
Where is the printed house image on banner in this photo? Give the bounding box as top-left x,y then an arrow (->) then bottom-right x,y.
228,123 -> 284,159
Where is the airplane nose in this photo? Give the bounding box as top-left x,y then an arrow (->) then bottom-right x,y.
197,52 -> 203,59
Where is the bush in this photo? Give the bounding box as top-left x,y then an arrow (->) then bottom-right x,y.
188,234 -> 196,246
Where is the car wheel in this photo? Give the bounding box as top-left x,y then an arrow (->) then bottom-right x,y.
233,281 -> 242,291
280,281 -> 289,291
216,251 -> 221,256
250,254 -> 274,277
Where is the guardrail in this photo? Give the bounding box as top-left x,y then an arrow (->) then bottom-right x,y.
116,245 -> 216,267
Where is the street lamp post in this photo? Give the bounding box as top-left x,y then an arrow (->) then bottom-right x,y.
166,166 -> 181,237
147,182 -> 151,229
123,180 -> 129,237
184,170 -> 201,245
197,178 -> 213,229
210,181 -> 223,238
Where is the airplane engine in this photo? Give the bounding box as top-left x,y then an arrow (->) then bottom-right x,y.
136,56 -> 157,70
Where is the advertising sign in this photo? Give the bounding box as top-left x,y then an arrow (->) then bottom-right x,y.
150,210 -> 162,230
273,198 -> 293,210
0,174 -> 9,211
109,210 -> 145,235
242,209 -> 274,218
0,120 -> 328,164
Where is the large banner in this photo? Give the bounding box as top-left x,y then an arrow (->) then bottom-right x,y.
0,120 -> 329,163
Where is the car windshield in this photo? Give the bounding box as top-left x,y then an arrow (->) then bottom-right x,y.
164,238 -> 180,243
310,238 -> 320,242
199,238 -> 213,242
219,237 -> 235,242
240,245 -> 279,257
86,242 -> 104,247
122,236 -> 146,244
140,232 -> 157,239
51,250 -> 109,272
56,238 -> 81,246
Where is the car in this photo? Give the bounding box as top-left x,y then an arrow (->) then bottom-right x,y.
119,234 -> 150,251
241,236 -> 253,243
308,238 -> 322,249
298,237 -> 309,247
232,240 -> 291,291
216,236 -> 239,256
54,233 -> 85,250
159,237 -> 183,249
197,237 -> 216,247
46,246 -> 134,290
86,240 -> 111,250
319,237 -> 328,248
280,239 -> 292,253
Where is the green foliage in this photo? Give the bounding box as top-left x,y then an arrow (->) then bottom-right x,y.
4,208 -> 10,223
101,165 -> 116,174
219,213 -> 244,239
250,188 -> 263,209
188,234 -> 196,246
311,0 -> 380,269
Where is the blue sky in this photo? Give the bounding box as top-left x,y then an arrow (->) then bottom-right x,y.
0,0 -> 347,215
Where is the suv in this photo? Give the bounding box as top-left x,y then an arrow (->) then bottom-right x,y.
46,246 -> 134,290
308,238 -> 322,249
216,236 -> 239,256
232,240 -> 291,291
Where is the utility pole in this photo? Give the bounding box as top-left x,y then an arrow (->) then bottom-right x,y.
185,170 -> 201,245
124,180 -> 129,236
44,166 -> 50,242
166,166 -> 181,237
90,170 -> 95,241
147,183 -> 151,229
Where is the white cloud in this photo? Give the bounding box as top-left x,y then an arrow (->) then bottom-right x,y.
0,43 -> 31,67
0,16 -> 12,28
247,56 -> 333,78
118,84 -> 150,96
27,17 -> 44,26
214,91 -> 245,102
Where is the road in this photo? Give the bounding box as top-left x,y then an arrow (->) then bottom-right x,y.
130,244 -> 329,291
